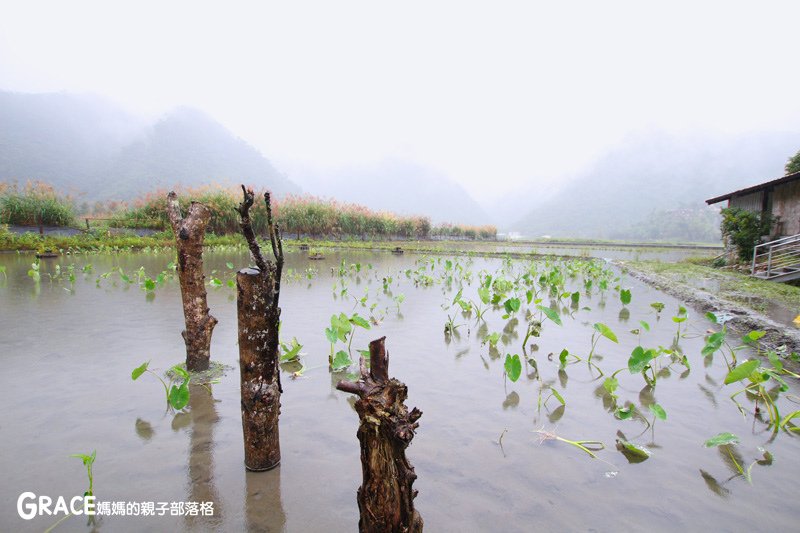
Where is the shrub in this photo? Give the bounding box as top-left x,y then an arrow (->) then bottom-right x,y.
720,207 -> 774,261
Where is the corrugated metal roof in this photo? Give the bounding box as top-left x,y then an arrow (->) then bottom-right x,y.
706,170 -> 800,205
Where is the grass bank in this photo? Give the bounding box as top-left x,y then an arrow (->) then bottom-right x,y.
626,260 -> 800,314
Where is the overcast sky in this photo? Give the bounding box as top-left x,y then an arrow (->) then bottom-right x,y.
1,0 -> 799,204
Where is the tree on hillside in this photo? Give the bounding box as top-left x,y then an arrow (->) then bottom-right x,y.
786,149 -> 800,175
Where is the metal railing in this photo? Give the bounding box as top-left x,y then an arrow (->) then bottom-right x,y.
751,233 -> 800,280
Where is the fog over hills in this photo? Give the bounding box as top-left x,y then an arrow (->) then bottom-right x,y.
0,90 -> 297,201
3,90 -> 798,238
0,90 -> 490,225
93,107 -> 297,200
289,159 -> 492,226
0,91 -> 144,194
511,131 -> 800,241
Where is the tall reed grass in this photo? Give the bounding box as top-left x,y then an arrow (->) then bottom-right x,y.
0,181 -> 76,226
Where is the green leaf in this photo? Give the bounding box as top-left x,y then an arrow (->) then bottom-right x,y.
503,297 -> 521,315
593,323 -> 618,343
620,288 -> 631,305
280,338 -> 303,361
558,348 -> 569,368
485,332 -> 501,347
672,316 -> 687,323
767,350 -> 784,373
639,320 -> 650,332
324,326 -> 339,344
724,360 -> 760,385
452,287 -> 463,306
615,406 -> 633,420
704,432 -> 740,447
504,354 -> 522,382
336,313 -> 353,335
650,302 -> 665,313
332,350 -> 352,371
536,305 -> 562,326
550,387 -> 565,406
226,262 -> 234,269
705,311 -> 718,324
571,291 -> 580,305
629,346 -> 656,374
131,361 -> 149,380
170,365 -> 189,379
780,410 -> 800,428
742,330 -> 766,344
168,382 -> 190,410
702,330 -> 725,357
144,278 -> 156,291
349,314 -> 371,329
617,439 -> 651,459
209,277 -> 222,288
649,404 -> 667,420
478,286 -> 490,305
603,377 -> 618,396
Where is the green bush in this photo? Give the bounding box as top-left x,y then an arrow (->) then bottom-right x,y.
720,207 -> 774,261
0,181 -> 76,226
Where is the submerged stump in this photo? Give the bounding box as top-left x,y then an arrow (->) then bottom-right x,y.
235,185 -> 284,471
337,337 -> 423,533
167,191 -> 217,372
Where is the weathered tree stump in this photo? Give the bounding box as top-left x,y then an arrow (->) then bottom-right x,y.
235,185 -> 284,471
337,337 -> 423,533
167,191 -> 218,372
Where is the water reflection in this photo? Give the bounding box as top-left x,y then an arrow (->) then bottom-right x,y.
244,468 -> 286,532
185,383 -> 223,530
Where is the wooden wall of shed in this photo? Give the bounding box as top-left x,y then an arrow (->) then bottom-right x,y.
729,191 -> 764,213
772,180 -> 800,236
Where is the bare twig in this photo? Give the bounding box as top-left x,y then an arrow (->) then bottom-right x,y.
235,185 -> 267,272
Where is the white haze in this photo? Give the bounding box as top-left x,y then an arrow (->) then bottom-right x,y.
1,0 -> 799,208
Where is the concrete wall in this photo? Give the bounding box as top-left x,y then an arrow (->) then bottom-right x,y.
772,180 -> 800,236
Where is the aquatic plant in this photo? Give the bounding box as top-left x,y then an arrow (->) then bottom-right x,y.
70,450 -> 96,497
588,322 -> 618,364
325,312 -> 371,369
535,428 -> 605,459
703,432 -> 772,483
504,353 -> 522,382
131,361 -> 191,411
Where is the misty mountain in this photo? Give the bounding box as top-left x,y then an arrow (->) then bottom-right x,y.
513,131 -> 800,241
291,159 -> 492,226
0,90 -> 144,193
0,90 -> 298,201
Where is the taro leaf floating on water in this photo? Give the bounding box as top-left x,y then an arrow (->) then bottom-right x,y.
703,433 -> 740,448
616,439 -> 652,463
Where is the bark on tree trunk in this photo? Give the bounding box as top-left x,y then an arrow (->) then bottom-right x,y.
337,337 -> 423,533
167,191 -> 218,372
235,186 -> 284,471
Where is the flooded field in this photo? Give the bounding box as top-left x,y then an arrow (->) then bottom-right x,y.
429,240 -> 721,262
1,248 -> 798,532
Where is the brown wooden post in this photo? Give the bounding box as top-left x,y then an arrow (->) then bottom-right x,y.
337,337 -> 423,533
235,186 -> 284,471
166,191 -> 218,372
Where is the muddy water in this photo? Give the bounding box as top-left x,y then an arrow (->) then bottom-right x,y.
1,250 -> 798,532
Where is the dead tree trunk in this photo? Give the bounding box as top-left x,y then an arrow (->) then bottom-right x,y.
337,337 -> 423,533
167,191 -> 218,372
235,185 -> 284,471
